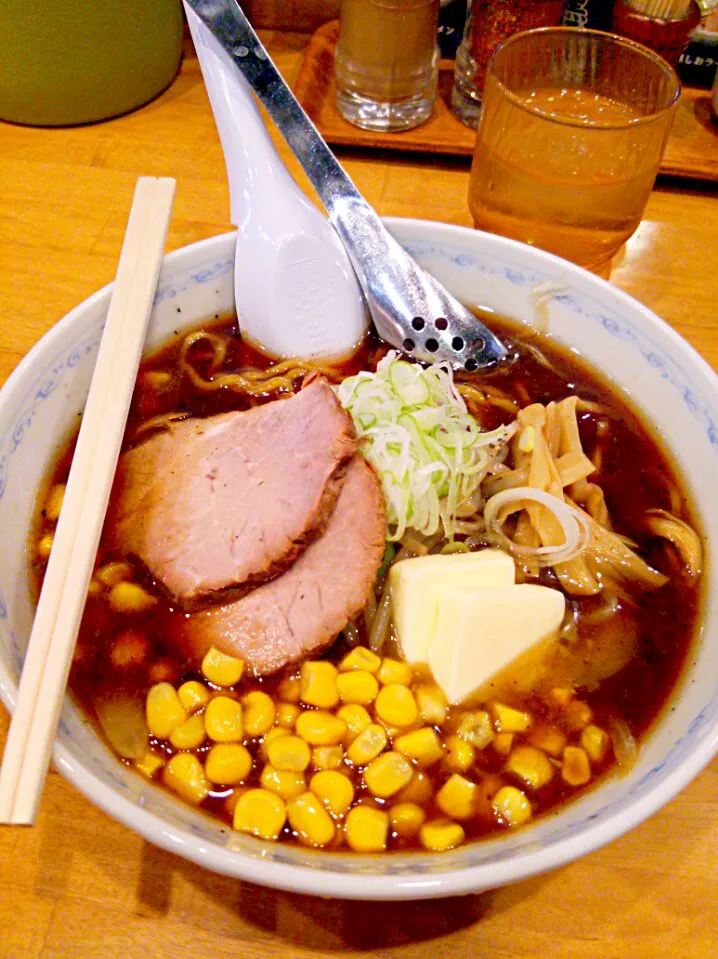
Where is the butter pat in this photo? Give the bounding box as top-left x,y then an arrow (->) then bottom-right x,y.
390,550 -> 515,663
428,584 -> 565,704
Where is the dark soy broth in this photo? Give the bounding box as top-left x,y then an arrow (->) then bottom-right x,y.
31,315 -> 703,848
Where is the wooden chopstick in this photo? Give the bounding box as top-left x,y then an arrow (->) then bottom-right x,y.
0,176 -> 176,825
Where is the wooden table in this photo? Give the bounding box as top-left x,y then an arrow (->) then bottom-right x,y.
1,30 -> 717,959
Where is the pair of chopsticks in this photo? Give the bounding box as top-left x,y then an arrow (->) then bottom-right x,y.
0,177 -> 176,825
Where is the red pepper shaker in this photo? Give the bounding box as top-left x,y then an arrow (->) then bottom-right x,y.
452,0 -> 564,127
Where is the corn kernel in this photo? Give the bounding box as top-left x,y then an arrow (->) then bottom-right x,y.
339,647 -> 381,673
493,785 -> 533,827
564,699 -> 593,731
415,683 -> 448,725
260,764 -> 307,799
95,560 -> 133,587
146,682 -> 187,739
163,753 -> 210,804
492,732 -> 514,757
527,724 -> 567,758
169,714 -> 206,750
287,791 -> 336,847
260,726 -> 291,759
437,773 -> 478,820
134,751 -> 165,779
397,770 -> 433,805
562,746 -> 591,786
336,670 -> 379,705
364,751 -> 414,798
419,819 -> 465,852
44,483 -> 66,521
141,369 -> 174,392
201,646 -> 245,687
491,786 -> 533,827
505,745 -> 554,790
345,805 -> 389,852
295,710 -> 347,746
377,657 -> 413,686
177,679 -> 209,713
277,675 -> 301,703
346,723 -> 387,765
233,789 -> 286,840
389,802 -> 426,838
375,684 -> 418,728
205,743 -> 253,785
37,533 -> 54,560
548,686 -> 575,706
300,661 -> 340,709
275,701 -> 300,729
489,702 -> 532,734
456,710 -> 494,749
241,690 -> 276,736
312,745 -> 345,771
337,704 -> 372,741
443,735 -> 476,773
394,727 -> 443,767
108,582 -> 157,614
204,696 -> 244,742
580,724 -> 610,764
86,578 -> 102,598
310,770 -> 355,817
109,630 -> 148,669
267,733 -> 311,772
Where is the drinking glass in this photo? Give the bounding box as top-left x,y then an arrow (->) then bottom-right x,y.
468,28 -> 680,276
335,0 -> 441,132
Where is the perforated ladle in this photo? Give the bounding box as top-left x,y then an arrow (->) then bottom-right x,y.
184,0 -> 508,370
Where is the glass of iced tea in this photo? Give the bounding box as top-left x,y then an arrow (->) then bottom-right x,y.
335,0 -> 441,132
468,28 -> 680,276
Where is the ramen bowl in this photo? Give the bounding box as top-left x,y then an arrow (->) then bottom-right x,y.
0,222 -> 716,899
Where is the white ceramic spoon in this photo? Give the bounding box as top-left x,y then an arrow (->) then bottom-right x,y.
185,6 -> 368,360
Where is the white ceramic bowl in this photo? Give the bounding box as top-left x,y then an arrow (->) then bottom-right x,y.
1,223 -> 716,900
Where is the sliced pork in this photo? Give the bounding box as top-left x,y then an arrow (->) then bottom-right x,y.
107,379 -> 357,603
180,455 -> 387,675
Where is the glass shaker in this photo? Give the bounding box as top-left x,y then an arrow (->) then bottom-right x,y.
451,0 -> 564,127
335,0 -> 441,132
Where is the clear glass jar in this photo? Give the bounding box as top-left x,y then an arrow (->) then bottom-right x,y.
335,0 -> 441,132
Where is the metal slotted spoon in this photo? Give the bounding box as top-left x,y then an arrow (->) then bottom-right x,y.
184,0 -> 508,370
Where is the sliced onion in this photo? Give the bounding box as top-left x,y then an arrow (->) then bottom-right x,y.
608,716 -> 638,769
483,486 -> 592,566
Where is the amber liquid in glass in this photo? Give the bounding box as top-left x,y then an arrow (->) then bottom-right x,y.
335,0 -> 440,131
469,86 -> 667,275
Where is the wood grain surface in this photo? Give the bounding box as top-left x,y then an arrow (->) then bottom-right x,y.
1,28 -> 717,959
294,21 -> 718,181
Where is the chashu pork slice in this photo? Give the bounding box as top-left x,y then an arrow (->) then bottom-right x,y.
107,379 -> 357,603
180,455 -> 387,675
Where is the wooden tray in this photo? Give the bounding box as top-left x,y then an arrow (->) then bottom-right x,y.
294,21 -> 718,182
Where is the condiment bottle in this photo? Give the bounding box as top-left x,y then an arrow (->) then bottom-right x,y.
451,0 -> 564,127
612,0 -> 702,67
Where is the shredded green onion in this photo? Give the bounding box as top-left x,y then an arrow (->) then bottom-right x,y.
337,352 -> 515,542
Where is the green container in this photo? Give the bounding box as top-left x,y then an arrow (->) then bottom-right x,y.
0,0 -> 184,126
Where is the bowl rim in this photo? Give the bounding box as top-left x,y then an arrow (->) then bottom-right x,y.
2,222 -> 717,899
